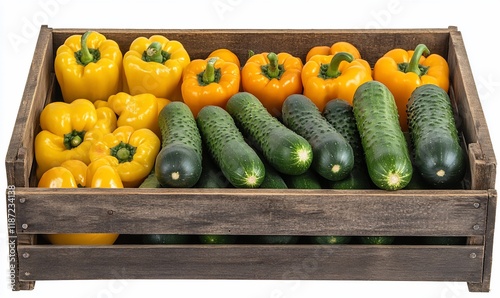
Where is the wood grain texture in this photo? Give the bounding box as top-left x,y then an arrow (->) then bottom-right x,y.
6,25 -> 53,187
18,244 -> 484,282
468,189 -> 497,292
448,30 -> 497,190
15,188 -> 487,236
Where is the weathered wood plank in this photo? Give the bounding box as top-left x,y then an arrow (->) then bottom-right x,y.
448,30 -> 497,190
468,189 -> 497,292
15,188 -> 487,236
18,244 -> 483,282
5,25 -> 53,187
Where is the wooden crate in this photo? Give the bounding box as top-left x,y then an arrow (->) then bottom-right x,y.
5,25 -> 497,292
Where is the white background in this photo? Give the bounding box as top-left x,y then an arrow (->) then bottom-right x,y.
1,0 -> 499,297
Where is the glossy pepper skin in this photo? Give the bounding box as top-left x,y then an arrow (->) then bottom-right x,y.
306,41 -> 362,62
38,159 -> 121,245
89,126 -> 161,187
182,57 -> 240,117
241,52 -> 303,117
123,35 -> 190,100
54,31 -> 122,103
302,52 -> 372,111
373,44 -> 450,131
35,99 -> 117,178
208,48 -> 241,68
102,92 -> 170,137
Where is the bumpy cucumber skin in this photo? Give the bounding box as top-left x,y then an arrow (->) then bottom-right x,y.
406,84 -> 465,187
323,99 -> 374,189
323,99 -> 364,164
353,81 -> 413,190
196,105 -> 265,188
282,94 -> 354,181
155,102 -> 202,188
226,92 -> 313,176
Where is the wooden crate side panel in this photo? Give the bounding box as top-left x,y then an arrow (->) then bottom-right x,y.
18,244 -> 484,282
468,189 -> 497,292
447,31 -> 497,190
5,25 -> 53,187
51,28 -> 451,65
15,188 -> 487,236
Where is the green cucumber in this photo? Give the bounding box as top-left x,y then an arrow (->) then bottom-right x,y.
323,99 -> 374,189
142,234 -> 193,244
323,99 -> 364,165
282,94 -> 354,181
199,235 -> 238,244
406,84 -> 465,188
285,169 -> 323,189
246,235 -> 300,244
194,151 -> 231,188
308,236 -> 351,245
196,105 -> 265,188
259,161 -> 288,189
225,92 -> 313,176
352,81 -> 413,190
359,236 -> 395,245
155,102 -> 202,188
139,171 -> 162,188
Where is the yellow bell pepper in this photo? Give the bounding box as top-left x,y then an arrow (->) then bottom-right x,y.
123,35 -> 190,100
38,159 -> 121,245
104,92 -> 170,137
241,52 -> 303,117
35,99 -> 117,178
182,57 -> 240,117
302,52 -> 373,111
373,44 -> 450,131
89,126 -> 161,187
54,31 -> 122,103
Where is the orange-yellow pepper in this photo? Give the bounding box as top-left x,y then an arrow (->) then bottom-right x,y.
306,41 -> 362,62
38,159 -> 122,245
54,31 -> 122,103
373,44 -> 450,131
208,48 -> 241,68
241,52 -> 303,117
102,92 -> 170,137
123,35 -> 190,100
182,57 -> 240,117
89,126 -> 161,187
302,52 -> 372,111
35,99 -> 117,178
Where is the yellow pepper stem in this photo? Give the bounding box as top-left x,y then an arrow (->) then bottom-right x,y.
263,52 -> 282,79
77,31 -> 98,66
404,44 -> 430,76
199,58 -> 221,86
63,130 -> 86,150
324,52 -> 354,78
110,141 -> 137,163
143,42 -> 170,63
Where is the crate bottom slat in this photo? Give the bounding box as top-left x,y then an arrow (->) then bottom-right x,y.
18,244 -> 483,283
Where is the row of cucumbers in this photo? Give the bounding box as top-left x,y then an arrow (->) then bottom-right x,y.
153,81 -> 465,191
